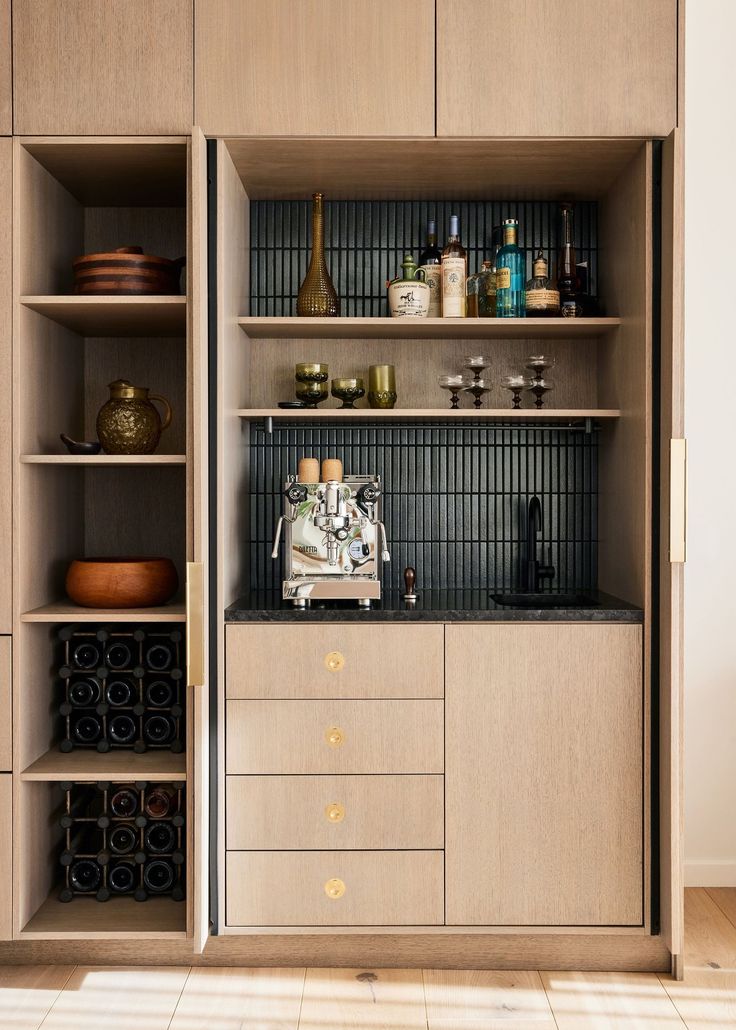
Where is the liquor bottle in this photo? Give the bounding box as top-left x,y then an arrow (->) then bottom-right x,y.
68,678 -> 102,707
495,218 -> 526,318
143,713 -> 176,746
144,785 -> 176,819
555,203 -> 583,317
419,219 -> 443,317
441,215 -> 467,318
466,261 -> 492,318
525,251 -> 561,317
105,679 -> 135,708
145,642 -> 173,671
110,786 -> 139,818
145,680 -> 174,708
104,641 -> 132,670
108,861 -> 137,894
108,714 -> 137,745
72,641 -> 101,670
296,192 -> 340,317
143,858 -> 176,893
69,858 -> 101,893
109,824 -> 138,855
144,820 -> 176,854
71,713 -> 102,745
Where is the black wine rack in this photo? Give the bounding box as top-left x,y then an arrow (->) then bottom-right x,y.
57,780 -> 186,903
57,625 -> 185,754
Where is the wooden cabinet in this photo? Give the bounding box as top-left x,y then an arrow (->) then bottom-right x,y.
0,638 -> 10,770
195,0 -> 435,136
13,1 -> 193,135
437,0 -> 677,137
0,0 -> 10,133
0,137 -> 9,634
445,623 -> 644,926
0,775 -> 10,939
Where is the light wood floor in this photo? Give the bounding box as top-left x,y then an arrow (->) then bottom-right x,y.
1,888 -> 735,1028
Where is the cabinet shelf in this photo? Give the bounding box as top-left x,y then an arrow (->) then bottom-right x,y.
21,601 -> 186,623
21,749 -> 187,782
238,316 -> 621,340
21,891 -> 187,940
238,408 -> 620,423
21,454 -> 187,466
21,296 -> 187,337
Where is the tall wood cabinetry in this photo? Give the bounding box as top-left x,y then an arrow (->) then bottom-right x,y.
0,0 -> 10,135
0,128 -> 11,941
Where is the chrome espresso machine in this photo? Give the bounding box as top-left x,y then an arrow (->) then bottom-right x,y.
271,468 -> 390,607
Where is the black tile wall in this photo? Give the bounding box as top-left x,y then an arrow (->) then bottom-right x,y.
249,200 -> 598,317
250,421 -> 598,593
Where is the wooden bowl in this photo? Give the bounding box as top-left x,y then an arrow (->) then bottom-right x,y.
72,247 -> 185,295
66,557 -> 179,609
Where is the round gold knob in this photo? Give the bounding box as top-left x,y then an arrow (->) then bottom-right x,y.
325,802 -> 345,823
325,877 -> 346,899
325,726 -> 344,748
325,651 -> 345,673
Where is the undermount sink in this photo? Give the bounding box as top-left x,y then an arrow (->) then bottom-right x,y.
490,592 -> 600,609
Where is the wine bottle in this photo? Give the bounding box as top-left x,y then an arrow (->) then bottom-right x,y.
110,786 -> 139,818
106,679 -> 135,707
72,641 -> 101,670
441,215 -> 467,318
108,824 -> 138,855
108,714 -> 137,745
143,714 -> 175,746
69,859 -> 101,893
145,680 -> 174,708
144,785 -> 175,819
143,858 -> 175,893
144,821 -> 176,854
419,219 -> 443,317
104,642 -> 132,670
72,713 -> 102,745
145,643 -> 173,671
68,678 -> 102,707
496,218 -> 526,318
108,861 -> 137,894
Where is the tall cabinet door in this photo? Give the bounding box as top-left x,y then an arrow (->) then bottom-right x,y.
0,137 -> 10,632
437,0 -> 677,137
660,127 -> 685,977
0,0 -> 10,133
13,0 -> 193,134
195,0 -> 435,136
446,624 -> 644,927
187,127 -> 210,953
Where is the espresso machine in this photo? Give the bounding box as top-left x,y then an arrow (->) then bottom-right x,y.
271,473 -> 390,606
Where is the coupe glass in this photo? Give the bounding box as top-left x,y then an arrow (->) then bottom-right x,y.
438,374 -> 471,409
501,374 -> 532,409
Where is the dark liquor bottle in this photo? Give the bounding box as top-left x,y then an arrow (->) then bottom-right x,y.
72,641 -> 101,670
144,820 -> 176,854
143,858 -> 175,893
525,251 -> 561,317
145,680 -> 174,708
104,641 -> 132,670
107,714 -> 137,745
555,203 -> 583,317
68,678 -> 102,707
108,861 -> 137,894
108,824 -> 138,855
419,219 -> 443,317
105,679 -> 135,707
145,642 -> 173,671
143,714 -> 176,747
478,225 -> 504,317
72,713 -> 102,745
144,785 -> 175,819
441,214 -> 467,318
69,859 -> 101,893
110,786 -> 139,818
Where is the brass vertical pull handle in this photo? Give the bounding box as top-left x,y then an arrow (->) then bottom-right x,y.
186,561 -> 205,686
669,439 -> 687,564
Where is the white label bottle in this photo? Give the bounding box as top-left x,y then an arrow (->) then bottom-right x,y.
441,214 -> 467,317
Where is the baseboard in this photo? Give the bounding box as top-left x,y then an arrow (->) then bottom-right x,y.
685,861 -> 736,886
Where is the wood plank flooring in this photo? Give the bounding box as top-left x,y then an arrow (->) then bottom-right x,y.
0,888 -> 734,1029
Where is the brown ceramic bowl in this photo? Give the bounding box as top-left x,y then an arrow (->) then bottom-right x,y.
72,247 -> 185,295
65,557 -> 179,609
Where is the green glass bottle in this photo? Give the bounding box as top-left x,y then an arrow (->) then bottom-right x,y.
495,219 -> 526,318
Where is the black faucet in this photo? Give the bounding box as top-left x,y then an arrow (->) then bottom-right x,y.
525,495 -> 555,592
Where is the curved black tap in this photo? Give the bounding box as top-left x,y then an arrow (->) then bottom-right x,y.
525,495 -> 555,592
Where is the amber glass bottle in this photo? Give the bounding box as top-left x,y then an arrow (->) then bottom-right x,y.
296,192 -> 340,316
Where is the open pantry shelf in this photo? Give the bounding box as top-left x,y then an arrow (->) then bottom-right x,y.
21,892 -> 187,940
21,749 -> 187,782
238,408 -> 621,422
21,296 -> 187,337
21,454 -> 187,465
21,601 -> 186,623
238,316 -> 621,340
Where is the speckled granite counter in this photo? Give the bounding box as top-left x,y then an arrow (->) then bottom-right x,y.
225,589 -> 643,623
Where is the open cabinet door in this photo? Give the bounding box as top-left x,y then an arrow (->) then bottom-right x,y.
660,127 -> 685,979
188,125 -> 210,954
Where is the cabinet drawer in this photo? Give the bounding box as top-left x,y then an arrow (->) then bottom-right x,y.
226,700 -> 444,775
226,624 -> 443,699
226,850 -> 444,926
226,774 -> 443,850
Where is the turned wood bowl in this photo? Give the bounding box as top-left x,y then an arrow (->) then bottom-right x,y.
65,557 -> 179,609
72,247 -> 185,295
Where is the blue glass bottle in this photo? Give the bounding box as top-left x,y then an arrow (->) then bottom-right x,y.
495,218 -> 526,317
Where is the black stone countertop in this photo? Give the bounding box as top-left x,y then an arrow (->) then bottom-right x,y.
225,589 -> 643,623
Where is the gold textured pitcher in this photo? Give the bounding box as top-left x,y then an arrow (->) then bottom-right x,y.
96,379 -> 173,454
296,192 -> 340,317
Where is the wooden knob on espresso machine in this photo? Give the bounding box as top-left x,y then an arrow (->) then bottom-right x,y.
403,566 -> 417,601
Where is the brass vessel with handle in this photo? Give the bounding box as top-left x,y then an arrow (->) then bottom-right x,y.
96,379 -> 173,454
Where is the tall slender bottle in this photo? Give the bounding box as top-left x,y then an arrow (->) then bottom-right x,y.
419,220 -> 443,317
495,218 -> 526,317
296,192 -> 340,317
441,214 -> 467,318
555,203 -> 583,317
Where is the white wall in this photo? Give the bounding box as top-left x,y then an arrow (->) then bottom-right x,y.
684,0 -> 736,885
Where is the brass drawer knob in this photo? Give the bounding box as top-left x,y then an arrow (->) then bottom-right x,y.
325,651 -> 345,672
325,726 -> 344,748
325,802 -> 345,823
325,877 -> 346,899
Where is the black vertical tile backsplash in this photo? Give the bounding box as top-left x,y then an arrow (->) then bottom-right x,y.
250,422 -> 597,594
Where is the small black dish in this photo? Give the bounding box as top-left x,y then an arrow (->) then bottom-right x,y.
277,401 -> 308,409
60,433 -> 102,455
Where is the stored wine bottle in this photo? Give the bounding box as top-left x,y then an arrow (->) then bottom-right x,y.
419,219 -> 443,317
110,786 -> 139,818
496,218 -> 526,318
69,859 -> 101,893
105,679 -> 135,707
145,642 -> 173,671
144,785 -> 175,819
145,680 -> 174,708
144,820 -> 176,854
143,858 -> 175,893
441,214 -> 467,318
555,203 -> 583,317
108,824 -> 138,855
108,861 -> 137,894
68,678 -> 102,707
143,714 -> 175,746
108,714 -> 137,745
72,641 -> 101,670
71,713 -> 102,745
104,642 -> 132,670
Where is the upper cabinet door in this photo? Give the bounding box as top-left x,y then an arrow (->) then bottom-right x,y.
0,1 -> 10,134
0,139 -> 10,634
13,1 -> 193,135
195,0 -> 435,136
437,0 -> 677,137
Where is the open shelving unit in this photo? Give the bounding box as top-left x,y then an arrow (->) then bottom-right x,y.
12,136 -> 196,941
